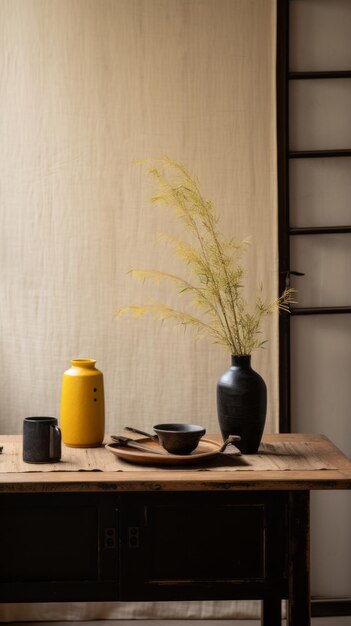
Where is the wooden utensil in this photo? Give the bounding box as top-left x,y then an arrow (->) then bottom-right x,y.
124,426 -> 157,440
111,435 -> 166,455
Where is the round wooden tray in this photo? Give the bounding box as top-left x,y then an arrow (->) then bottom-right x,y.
105,437 -> 221,466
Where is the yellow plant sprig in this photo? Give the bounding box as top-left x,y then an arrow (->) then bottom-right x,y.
115,303 -> 231,348
151,172 -> 240,351
127,268 -> 233,345
116,157 -> 295,355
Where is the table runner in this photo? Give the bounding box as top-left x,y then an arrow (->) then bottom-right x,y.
0,438 -> 336,472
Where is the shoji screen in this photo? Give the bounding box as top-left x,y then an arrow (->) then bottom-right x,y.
288,0 -> 351,602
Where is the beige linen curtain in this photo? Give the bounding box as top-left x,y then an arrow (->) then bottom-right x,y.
0,0 -> 278,620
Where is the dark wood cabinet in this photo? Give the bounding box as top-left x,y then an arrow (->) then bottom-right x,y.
0,491 -> 287,603
0,433 -> 350,625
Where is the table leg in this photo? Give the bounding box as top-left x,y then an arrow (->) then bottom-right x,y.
287,491 -> 311,626
261,596 -> 282,625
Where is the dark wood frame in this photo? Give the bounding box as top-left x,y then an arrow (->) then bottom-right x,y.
276,0 -> 351,617
277,0 -> 291,432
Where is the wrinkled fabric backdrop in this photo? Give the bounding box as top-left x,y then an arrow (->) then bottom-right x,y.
0,0 -> 278,620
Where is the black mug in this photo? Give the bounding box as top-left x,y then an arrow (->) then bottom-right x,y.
23,417 -> 61,463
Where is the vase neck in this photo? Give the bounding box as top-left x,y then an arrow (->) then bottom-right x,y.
231,354 -> 251,368
71,359 -> 96,369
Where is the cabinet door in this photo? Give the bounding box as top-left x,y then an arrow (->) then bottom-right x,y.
0,493 -> 119,602
120,492 -> 287,601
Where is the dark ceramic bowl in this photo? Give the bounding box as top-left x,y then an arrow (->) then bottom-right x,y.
153,423 -> 206,455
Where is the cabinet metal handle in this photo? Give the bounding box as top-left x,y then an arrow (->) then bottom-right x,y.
128,526 -> 140,548
104,527 -> 116,549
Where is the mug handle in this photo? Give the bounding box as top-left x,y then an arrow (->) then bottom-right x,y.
50,425 -> 62,460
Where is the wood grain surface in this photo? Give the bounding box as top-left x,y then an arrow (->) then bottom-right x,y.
0,434 -> 350,492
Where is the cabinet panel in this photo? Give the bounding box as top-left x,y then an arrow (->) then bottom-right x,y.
120,492 -> 288,601
0,493 -> 119,602
146,503 -> 265,580
1,502 -> 97,582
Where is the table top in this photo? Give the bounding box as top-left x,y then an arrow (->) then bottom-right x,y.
0,433 -> 350,493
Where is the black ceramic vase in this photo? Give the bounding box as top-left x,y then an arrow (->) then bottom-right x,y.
217,355 -> 267,454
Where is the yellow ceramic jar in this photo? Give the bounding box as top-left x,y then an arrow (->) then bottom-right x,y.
60,359 -> 105,448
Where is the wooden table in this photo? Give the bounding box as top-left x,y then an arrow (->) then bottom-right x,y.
0,433 -> 350,626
